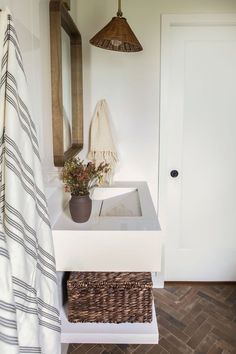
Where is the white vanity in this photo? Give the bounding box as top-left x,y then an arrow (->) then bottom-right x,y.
48,182 -> 162,348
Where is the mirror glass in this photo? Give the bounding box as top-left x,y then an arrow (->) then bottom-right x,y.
61,28 -> 72,152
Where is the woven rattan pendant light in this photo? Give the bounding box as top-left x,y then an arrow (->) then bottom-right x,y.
90,0 -> 143,52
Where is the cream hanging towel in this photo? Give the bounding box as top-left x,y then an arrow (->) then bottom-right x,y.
88,100 -> 118,182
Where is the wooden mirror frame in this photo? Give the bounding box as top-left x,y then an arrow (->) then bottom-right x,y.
50,0 -> 83,167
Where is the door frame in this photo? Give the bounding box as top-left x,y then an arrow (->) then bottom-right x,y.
158,14 -> 236,280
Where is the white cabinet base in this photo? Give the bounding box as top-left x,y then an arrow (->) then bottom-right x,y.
61,303 -> 159,345
51,182 -> 162,273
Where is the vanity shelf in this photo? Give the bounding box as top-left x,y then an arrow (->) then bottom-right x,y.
48,182 -> 162,346
61,303 -> 158,344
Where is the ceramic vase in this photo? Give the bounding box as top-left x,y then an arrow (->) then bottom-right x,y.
69,194 -> 92,223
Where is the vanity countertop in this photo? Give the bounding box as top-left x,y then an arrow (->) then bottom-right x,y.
51,181 -> 160,231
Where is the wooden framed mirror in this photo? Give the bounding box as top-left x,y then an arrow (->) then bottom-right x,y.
50,0 -> 83,167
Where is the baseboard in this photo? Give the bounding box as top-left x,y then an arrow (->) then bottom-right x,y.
61,343 -> 69,354
164,281 -> 236,286
152,272 -> 164,288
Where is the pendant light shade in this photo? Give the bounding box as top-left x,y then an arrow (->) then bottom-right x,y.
90,0 -> 143,53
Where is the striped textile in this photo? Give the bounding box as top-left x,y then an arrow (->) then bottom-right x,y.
0,9 -> 60,354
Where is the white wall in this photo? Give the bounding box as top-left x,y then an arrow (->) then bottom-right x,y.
1,0 -> 236,208
0,0 -> 77,186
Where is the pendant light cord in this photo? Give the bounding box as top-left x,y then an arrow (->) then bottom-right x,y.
117,0 -> 123,17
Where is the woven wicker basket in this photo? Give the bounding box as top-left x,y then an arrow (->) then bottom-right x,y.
67,272 -> 153,324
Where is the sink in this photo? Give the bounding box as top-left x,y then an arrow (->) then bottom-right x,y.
48,181 -> 162,272
91,187 -> 142,217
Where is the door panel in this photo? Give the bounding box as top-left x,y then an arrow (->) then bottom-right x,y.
160,15 -> 236,280
182,40 -> 236,249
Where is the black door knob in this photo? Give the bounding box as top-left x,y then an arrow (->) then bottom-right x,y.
170,170 -> 179,178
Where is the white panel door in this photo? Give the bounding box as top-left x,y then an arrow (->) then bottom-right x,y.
159,15 -> 236,281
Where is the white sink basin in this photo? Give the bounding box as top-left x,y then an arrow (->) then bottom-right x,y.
91,187 -> 142,217
49,182 -> 159,231
48,182 -> 162,273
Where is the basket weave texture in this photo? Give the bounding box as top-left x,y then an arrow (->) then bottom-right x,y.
67,272 -> 153,324
90,17 -> 143,53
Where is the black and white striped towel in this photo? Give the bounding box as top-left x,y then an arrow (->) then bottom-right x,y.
0,9 -> 60,354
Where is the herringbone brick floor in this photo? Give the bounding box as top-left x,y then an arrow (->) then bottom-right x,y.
67,284 -> 236,354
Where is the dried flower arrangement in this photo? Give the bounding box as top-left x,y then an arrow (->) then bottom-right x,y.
62,158 -> 110,197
